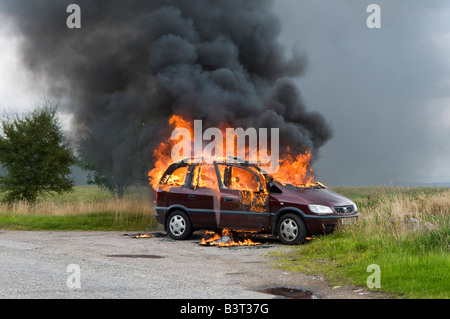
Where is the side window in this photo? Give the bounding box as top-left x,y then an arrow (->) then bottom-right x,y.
164,166 -> 188,187
191,164 -> 219,189
217,164 -> 261,192
230,167 -> 260,192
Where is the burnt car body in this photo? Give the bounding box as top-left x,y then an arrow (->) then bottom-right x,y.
155,160 -> 359,244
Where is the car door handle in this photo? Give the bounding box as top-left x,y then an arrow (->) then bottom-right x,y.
223,197 -> 233,202
188,195 -> 196,199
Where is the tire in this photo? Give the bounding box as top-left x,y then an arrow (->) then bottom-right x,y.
166,211 -> 193,240
277,213 -> 307,245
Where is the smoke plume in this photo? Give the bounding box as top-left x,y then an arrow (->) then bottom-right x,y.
1,0 -> 332,190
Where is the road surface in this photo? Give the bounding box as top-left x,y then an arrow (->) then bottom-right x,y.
0,230 -> 386,299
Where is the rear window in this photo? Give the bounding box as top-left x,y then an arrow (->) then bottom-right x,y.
161,165 -> 188,187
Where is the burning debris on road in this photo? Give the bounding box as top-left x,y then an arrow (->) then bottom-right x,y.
199,229 -> 269,248
126,232 -> 167,239
127,229 -> 271,248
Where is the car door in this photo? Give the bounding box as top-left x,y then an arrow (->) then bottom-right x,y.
158,162 -> 190,209
217,164 -> 270,231
181,163 -> 220,228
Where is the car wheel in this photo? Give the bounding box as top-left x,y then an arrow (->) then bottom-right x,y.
166,211 -> 193,240
277,213 -> 307,245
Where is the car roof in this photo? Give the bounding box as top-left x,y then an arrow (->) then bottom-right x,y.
171,157 -> 263,171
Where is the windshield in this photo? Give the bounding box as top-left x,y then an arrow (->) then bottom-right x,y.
279,181 -> 327,190
264,174 -> 327,190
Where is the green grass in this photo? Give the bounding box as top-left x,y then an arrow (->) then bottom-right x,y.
40,185 -> 115,203
0,186 -> 159,231
331,186 -> 449,210
40,185 -> 152,203
274,187 -> 450,299
0,212 -> 159,231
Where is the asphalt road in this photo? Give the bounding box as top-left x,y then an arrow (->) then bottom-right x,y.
0,230 -> 385,299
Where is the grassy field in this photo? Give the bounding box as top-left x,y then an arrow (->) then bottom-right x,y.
0,186 -> 159,231
274,186 -> 450,299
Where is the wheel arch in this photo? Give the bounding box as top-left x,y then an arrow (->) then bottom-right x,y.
272,207 -> 309,236
164,204 -> 189,230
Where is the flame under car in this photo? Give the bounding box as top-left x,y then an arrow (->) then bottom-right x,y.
154,160 -> 359,245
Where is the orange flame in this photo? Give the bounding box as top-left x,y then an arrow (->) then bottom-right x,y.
148,115 -> 194,190
148,114 -> 323,191
271,151 -> 316,188
199,229 -> 262,247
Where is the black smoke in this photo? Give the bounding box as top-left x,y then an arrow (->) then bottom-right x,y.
1,0 -> 332,193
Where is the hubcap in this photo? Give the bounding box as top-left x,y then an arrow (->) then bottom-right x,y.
280,218 -> 298,242
169,215 -> 186,236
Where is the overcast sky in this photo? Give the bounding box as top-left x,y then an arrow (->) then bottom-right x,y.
273,0 -> 450,186
0,1 -> 449,186
0,15 -> 41,110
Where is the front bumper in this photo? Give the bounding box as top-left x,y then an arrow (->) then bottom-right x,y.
304,212 -> 360,234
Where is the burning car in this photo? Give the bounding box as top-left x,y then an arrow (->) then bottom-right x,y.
154,159 -> 359,245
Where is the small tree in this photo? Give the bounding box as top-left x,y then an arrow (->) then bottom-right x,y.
0,105 -> 75,203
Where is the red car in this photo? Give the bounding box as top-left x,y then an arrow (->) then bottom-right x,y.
154,160 -> 359,244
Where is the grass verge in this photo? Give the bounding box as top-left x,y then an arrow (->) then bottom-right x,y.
273,187 -> 450,299
0,211 -> 158,231
0,186 -> 158,231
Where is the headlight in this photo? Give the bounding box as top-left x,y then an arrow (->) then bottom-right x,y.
308,204 -> 333,214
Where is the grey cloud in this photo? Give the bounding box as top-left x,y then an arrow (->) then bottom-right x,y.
0,0 -> 332,187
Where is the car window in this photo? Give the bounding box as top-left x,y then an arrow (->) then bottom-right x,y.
191,164 -> 218,189
217,164 -> 261,191
217,164 -> 261,192
164,166 -> 188,187
230,166 -> 260,192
